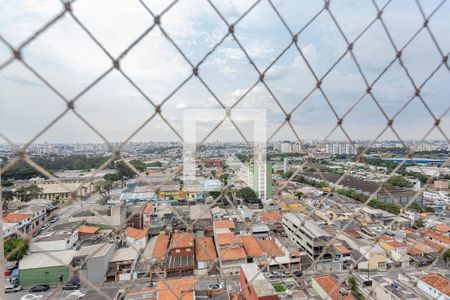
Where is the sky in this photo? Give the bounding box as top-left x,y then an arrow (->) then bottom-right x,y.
0,0 -> 449,145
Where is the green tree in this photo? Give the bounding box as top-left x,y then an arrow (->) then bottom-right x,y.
95,180 -> 113,202
104,172 -> 120,182
219,173 -> 229,185
14,184 -> 42,202
414,218 -> 425,228
114,161 -> 135,187
348,275 -> 357,291
387,176 -> 412,188
4,239 -> 29,261
147,161 -> 162,167
443,249 -> 450,262
2,190 -> 14,201
237,187 -> 258,202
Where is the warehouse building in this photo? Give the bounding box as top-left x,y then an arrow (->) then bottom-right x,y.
19,250 -> 76,286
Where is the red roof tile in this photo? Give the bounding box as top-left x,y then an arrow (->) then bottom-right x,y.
3,213 -> 31,223
258,239 -> 284,257
416,273 -> 450,297
156,277 -> 195,300
314,276 -> 355,300
218,247 -> 247,261
216,233 -> 242,246
152,234 -> 169,260
172,232 -> 194,249
78,225 -> 100,234
214,219 -> 235,229
196,237 -> 217,261
241,236 -> 263,257
126,227 -> 149,240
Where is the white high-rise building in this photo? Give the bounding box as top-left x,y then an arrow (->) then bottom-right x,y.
325,143 -> 357,156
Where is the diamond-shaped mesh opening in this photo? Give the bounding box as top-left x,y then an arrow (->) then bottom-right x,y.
1,0 -> 449,299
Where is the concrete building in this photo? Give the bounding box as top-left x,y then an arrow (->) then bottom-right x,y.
74,243 -> 116,283
19,250 -> 76,286
240,263 -> 278,300
282,213 -> 333,270
325,143 -> 357,156
125,227 -> 149,250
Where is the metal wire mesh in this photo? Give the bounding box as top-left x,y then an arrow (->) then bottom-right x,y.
1,0 -> 449,299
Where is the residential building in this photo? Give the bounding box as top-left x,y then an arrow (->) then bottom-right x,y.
283,213 -> 333,270
311,275 -> 354,300
416,273 -> 450,300
73,243 -> 116,283
240,263 -> 277,300
195,236 -> 218,275
125,227 -> 149,250
166,232 -> 195,277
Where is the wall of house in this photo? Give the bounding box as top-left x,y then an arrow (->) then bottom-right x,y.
19,265 -> 70,286
417,281 -> 450,300
83,244 -> 116,283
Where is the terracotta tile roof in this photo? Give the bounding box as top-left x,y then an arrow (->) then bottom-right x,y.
379,235 -> 393,241
314,275 -> 355,300
156,277 -> 195,300
152,234 -> 169,260
218,247 -> 247,261
196,237 -> 217,261
424,240 -> 444,252
241,236 -> 263,257
256,211 -> 282,222
384,240 -> 407,249
126,227 -> 149,240
424,230 -> 450,245
171,232 -> 194,249
407,246 -> 424,256
407,239 -> 438,254
214,219 -> 235,229
334,244 -> 351,255
144,202 -> 153,214
3,213 -> 32,223
257,239 -> 284,257
78,225 -> 100,234
216,233 -> 242,246
344,230 -> 361,238
416,273 -> 450,297
435,224 -> 450,233
402,228 -> 416,235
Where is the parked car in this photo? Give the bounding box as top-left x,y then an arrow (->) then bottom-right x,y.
41,223 -> 50,230
63,282 -> 80,290
30,284 -> 50,292
293,271 -> 303,277
50,217 -> 59,223
5,284 -> 22,293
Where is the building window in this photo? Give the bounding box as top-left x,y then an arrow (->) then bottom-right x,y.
187,248 -> 191,252
175,249 -> 180,253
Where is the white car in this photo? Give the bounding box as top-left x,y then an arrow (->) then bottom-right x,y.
21,294 -> 44,300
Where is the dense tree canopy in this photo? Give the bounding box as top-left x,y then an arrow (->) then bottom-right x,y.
4,239 -> 29,261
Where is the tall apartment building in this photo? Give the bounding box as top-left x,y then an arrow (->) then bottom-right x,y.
325,143 -> 357,156
282,213 -> 333,270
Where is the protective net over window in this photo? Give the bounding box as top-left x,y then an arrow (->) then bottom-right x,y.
0,0 -> 449,299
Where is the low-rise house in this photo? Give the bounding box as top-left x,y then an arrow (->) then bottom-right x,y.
126,227 -> 149,250
423,230 -> 450,248
214,219 -> 235,232
379,236 -> 410,269
143,202 -> 154,228
78,225 -> 101,238
372,277 -> 421,300
156,276 -> 195,300
108,247 -> 139,281
332,243 -> 352,271
19,250 -> 76,286
195,236 -> 218,275
311,275 -> 354,300
416,273 -> 450,300
136,233 -> 169,278
3,213 -> 32,235
166,232 -> 195,277
189,205 -> 213,231
251,224 -> 270,240
73,243 -> 116,283
356,245 -> 387,271
30,221 -> 80,252
240,263 -> 277,300
435,224 -> 450,236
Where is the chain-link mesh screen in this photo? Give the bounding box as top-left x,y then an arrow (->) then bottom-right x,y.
1,0 -> 449,299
